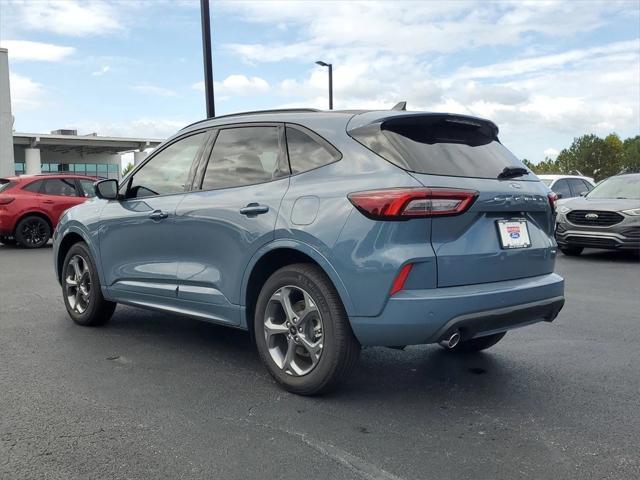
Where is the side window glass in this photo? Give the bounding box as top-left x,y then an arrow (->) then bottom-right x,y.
127,132 -> 207,198
23,180 -> 43,193
568,178 -> 589,196
553,179 -> 571,198
202,127 -> 282,190
286,126 -> 339,174
79,179 -> 96,198
42,179 -> 78,196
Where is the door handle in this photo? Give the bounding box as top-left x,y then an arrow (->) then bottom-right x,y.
149,210 -> 169,221
239,203 -> 269,216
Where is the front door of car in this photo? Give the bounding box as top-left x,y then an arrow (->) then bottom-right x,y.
39,178 -> 86,224
174,125 -> 290,325
99,131 -> 209,299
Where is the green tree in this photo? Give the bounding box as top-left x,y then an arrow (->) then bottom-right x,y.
621,136 -> 640,172
122,162 -> 134,176
555,134 -> 623,181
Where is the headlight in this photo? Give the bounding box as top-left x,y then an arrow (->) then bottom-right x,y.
557,205 -> 571,214
622,208 -> 640,216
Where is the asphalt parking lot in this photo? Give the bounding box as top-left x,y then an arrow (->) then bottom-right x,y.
1,245 -> 639,480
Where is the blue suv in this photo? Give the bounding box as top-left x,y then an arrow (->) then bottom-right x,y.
53,109 -> 565,394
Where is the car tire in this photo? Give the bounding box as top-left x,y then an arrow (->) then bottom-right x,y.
15,216 -> 51,248
62,242 -> 116,327
254,263 -> 360,395
444,332 -> 506,353
560,246 -> 583,256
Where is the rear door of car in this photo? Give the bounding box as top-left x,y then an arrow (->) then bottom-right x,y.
567,178 -> 592,197
174,124 -> 290,325
349,113 -> 556,287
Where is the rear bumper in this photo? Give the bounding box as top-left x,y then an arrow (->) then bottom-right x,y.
349,273 -> 564,346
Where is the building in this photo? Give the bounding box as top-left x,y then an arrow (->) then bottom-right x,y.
0,47 -> 162,179
11,130 -> 162,179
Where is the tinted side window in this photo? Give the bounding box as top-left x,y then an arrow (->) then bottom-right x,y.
553,179 -> 571,198
202,127 -> 282,190
42,179 -> 78,196
286,126 -> 339,174
23,180 -> 44,193
79,179 -> 96,198
568,178 -> 590,196
581,179 -> 594,192
127,132 -> 207,198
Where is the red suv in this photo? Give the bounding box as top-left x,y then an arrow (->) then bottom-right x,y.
0,174 -> 98,248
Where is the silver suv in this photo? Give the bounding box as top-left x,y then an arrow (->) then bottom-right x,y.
555,173 -> 640,255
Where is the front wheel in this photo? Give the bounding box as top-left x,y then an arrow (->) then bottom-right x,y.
254,264 -> 360,395
62,242 -> 116,326
443,332 -> 506,353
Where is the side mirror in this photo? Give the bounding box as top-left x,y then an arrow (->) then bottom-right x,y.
580,191 -> 587,197
95,179 -> 119,200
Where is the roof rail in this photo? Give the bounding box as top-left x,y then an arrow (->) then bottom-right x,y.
180,108 -> 321,131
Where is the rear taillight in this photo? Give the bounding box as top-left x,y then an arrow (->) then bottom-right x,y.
547,192 -> 557,210
348,187 -> 478,220
390,263 -> 413,296
0,197 -> 14,205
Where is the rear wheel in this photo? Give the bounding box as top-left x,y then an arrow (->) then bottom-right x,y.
15,216 -> 51,248
254,264 -> 360,395
62,242 -> 116,326
444,332 -> 506,353
560,246 -> 583,256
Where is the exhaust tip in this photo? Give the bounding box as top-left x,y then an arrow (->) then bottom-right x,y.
439,331 -> 461,349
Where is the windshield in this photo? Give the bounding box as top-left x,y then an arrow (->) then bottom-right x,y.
587,175 -> 640,200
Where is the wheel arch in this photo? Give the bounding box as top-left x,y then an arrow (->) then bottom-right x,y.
241,240 -> 354,338
14,211 -> 54,236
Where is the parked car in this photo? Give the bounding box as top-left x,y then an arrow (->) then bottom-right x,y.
555,173 -> 640,255
0,174 -> 97,248
538,174 -> 596,199
53,109 -> 565,395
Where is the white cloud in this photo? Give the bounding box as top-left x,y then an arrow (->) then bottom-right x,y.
192,75 -> 270,96
132,84 -> 178,97
9,0 -> 123,37
9,73 -> 46,111
0,40 -> 75,62
221,0 -> 625,60
544,148 -> 560,159
91,65 -> 110,76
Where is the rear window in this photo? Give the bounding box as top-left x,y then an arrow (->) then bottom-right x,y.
0,179 -> 14,193
350,115 -> 529,180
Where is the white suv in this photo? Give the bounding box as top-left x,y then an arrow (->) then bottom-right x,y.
538,174 -> 596,199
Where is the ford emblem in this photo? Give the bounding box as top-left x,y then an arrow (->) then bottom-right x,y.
585,213 -> 599,219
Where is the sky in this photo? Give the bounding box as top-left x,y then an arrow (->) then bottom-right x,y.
0,0 -> 639,164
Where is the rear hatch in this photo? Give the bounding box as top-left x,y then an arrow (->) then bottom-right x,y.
349,113 -> 556,287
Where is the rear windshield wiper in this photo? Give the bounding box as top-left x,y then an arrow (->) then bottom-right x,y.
498,166 -> 529,179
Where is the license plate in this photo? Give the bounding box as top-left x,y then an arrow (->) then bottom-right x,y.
497,220 -> 531,249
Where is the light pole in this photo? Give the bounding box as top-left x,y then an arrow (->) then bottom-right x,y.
315,61 -> 333,110
200,0 -> 215,118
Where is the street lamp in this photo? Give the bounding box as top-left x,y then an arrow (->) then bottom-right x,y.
315,61 -> 333,110
200,0 -> 215,118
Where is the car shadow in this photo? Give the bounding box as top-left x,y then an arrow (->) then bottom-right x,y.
93,305 -> 543,407
562,249 -> 639,263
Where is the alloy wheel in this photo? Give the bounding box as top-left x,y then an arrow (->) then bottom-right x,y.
65,255 -> 92,314
263,285 -> 324,376
21,219 -> 47,247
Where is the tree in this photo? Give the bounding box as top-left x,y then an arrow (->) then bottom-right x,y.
622,136 -> 640,172
122,162 -> 134,176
